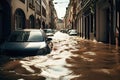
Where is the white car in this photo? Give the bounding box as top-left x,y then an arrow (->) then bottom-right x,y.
68,29 -> 78,36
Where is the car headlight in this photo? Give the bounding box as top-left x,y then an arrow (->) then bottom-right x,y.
39,42 -> 46,49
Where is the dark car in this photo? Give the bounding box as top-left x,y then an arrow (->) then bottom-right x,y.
0,29 -> 53,56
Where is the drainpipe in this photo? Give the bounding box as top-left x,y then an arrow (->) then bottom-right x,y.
113,0 -> 118,49
35,0 -> 37,28
40,0 -> 43,29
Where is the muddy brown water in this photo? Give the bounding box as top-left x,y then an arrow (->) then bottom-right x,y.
0,32 -> 120,80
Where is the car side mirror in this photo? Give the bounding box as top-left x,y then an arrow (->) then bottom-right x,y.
47,38 -> 52,41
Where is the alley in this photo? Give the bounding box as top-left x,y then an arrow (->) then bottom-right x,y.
0,31 -> 120,80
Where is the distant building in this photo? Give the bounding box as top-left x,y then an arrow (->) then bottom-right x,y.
56,19 -> 64,30
49,0 -> 58,29
64,0 -> 73,30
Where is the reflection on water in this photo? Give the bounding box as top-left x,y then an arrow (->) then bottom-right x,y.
0,31 -> 120,80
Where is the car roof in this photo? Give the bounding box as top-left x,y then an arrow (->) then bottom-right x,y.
11,29 -> 47,37
14,29 -> 43,32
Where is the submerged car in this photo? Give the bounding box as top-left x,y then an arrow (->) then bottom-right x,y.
68,29 -> 78,36
0,29 -> 53,56
43,29 -> 54,36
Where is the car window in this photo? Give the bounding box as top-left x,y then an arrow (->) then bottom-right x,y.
43,29 -> 47,33
46,29 -> 54,33
8,31 -> 45,42
28,32 -> 44,42
8,31 -> 27,42
70,30 -> 77,33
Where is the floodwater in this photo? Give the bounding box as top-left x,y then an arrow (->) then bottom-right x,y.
0,31 -> 120,80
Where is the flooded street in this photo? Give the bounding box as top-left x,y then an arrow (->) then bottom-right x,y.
0,31 -> 120,80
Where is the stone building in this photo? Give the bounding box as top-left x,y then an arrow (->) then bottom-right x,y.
0,0 -> 11,43
64,0 -> 74,30
95,0 -> 119,46
56,19 -> 64,30
65,0 -> 120,46
0,0 -> 56,44
11,0 -> 47,30
49,0 -> 58,29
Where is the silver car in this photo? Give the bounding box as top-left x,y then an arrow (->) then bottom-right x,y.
0,29 -> 53,56
68,29 -> 78,36
43,29 -> 54,36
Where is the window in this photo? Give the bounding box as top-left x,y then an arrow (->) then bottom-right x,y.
19,0 -> 25,3
29,0 -> 35,10
42,7 -> 46,17
29,0 -> 34,5
36,3 -> 41,15
15,9 -> 25,29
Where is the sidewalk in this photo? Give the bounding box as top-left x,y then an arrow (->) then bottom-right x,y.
66,37 -> 120,80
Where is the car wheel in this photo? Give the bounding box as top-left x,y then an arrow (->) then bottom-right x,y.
48,42 -> 53,49
37,49 -> 44,55
47,42 -> 53,53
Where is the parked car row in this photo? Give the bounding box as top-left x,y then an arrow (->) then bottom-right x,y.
0,29 -> 53,56
60,29 -> 78,36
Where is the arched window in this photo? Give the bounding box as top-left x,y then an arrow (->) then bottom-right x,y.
29,15 -> 35,28
14,9 -> 26,30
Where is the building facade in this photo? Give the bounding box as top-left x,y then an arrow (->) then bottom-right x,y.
49,0 -> 58,29
56,19 -> 64,30
0,0 -> 11,43
116,0 -> 120,46
64,0 -> 73,30
65,0 -> 120,46
11,0 -> 47,30
95,0 -> 119,46
0,0 -> 57,44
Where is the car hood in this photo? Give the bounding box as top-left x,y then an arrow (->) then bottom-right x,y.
46,33 -> 54,36
1,42 -> 47,50
70,32 -> 77,34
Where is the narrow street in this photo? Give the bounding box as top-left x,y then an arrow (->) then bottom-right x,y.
0,31 -> 120,80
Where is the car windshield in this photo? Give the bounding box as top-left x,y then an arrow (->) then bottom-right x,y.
8,31 -> 45,42
70,30 -> 77,33
46,29 -> 54,33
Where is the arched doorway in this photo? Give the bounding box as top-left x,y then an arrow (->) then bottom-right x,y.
0,1 -> 11,43
29,15 -> 35,28
14,8 -> 26,30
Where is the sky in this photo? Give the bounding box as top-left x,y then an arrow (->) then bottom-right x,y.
53,0 -> 69,19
